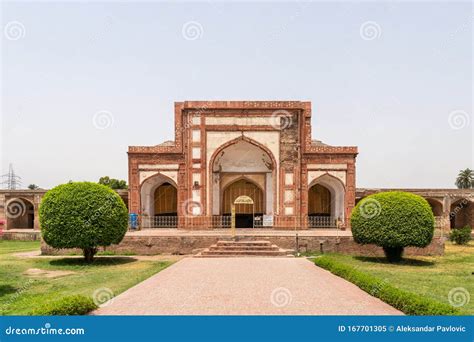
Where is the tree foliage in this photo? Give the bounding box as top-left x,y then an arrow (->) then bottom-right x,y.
98,176 -> 128,190
449,226 -> 472,245
455,168 -> 474,189
39,182 -> 128,262
351,191 -> 435,262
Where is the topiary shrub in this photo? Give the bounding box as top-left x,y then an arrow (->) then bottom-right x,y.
31,295 -> 97,315
40,182 -> 128,262
351,191 -> 435,262
449,226 -> 472,245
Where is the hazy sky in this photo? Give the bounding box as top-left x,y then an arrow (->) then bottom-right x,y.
1,1 -> 472,189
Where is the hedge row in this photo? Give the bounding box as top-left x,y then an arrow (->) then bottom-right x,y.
314,256 -> 462,315
31,295 -> 98,315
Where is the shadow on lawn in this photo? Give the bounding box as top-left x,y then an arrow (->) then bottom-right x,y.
0,285 -> 19,297
49,257 -> 137,267
354,256 -> 435,267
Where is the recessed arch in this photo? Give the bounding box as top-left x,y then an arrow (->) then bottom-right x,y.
222,178 -> 264,214
6,197 -> 35,229
209,136 -> 277,217
140,173 -> 178,217
308,173 -> 345,227
209,135 -> 277,172
425,198 -> 444,217
449,198 -> 472,229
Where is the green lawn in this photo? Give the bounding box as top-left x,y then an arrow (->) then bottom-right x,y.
0,240 -> 173,315
315,242 -> 474,314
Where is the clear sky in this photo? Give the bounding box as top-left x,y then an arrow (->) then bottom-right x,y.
1,0 -> 472,189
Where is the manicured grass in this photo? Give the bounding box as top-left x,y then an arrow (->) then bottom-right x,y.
0,240 -> 173,315
314,242 -> 473,315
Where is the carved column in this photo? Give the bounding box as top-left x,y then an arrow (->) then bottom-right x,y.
33,195 -> 42,230
0,195 -> 6,230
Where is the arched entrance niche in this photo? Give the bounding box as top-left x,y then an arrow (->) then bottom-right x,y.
209,137 -> 276,222
222,178 -> 264,228
450,198 -> 472,229
6,198 -> 34,229
308,174 -> 345,228
425,198 -> 443,217
140,173 -> 178,227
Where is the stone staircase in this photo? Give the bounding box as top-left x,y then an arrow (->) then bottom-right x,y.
196,240 -> 293,257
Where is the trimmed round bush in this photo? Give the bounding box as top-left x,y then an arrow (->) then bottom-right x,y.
449,226 -> 472,245
351,191 -> 435,262
40,182 -> 128,262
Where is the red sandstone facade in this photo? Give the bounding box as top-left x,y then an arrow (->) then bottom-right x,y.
127,101 -> 358,229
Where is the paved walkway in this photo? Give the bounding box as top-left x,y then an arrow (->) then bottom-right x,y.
93,257 -> 401,315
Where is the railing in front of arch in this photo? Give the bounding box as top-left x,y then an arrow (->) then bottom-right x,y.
307,216 -> 337,228
211,216 -> 231,229
139,216 -> 178,228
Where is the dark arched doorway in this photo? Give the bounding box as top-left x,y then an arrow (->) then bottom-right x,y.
154,182 -> 178,217
450,198 -> 471,229
308,184 -> 332,227
6,198 -> 34,229
222,179 -> 264,228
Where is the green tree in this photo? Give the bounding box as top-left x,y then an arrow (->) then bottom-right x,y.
455,168 -> 474,189
27,184 -> 39,190
39,182 -> 128,262
351,191 -> 435,262
98,176 -> 128,190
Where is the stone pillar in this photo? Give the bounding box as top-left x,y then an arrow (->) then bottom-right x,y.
442,195 -> 452,230
129,159 -> 140,214
0,195 -> 6,230
265,172 -> 273,215
33,195 -> 41,230
345,162 -> 356,229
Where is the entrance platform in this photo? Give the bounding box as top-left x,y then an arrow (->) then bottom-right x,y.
126,228 -> 353,237
37,228 -> 444,257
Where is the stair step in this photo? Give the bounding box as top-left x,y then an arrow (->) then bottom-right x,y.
209,245 -> 280,251
216,241 -> 272,247
196,239 -> 294,258
201,250 -> 288,256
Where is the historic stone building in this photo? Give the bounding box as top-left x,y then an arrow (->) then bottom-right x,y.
1,101 -> 472,240
127,101 -> 358,230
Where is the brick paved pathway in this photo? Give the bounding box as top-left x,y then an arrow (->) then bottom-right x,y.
93,257 -> 402,315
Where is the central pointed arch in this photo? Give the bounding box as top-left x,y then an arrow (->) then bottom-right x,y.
209,135 -> 277,219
